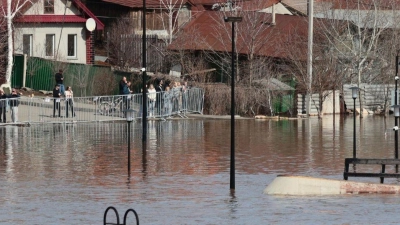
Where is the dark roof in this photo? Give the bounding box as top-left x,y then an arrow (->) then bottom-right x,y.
168,11 -> 310,59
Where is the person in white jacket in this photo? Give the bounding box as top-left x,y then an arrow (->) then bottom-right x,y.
65,86 -> 75,118
147,84 -> 157,117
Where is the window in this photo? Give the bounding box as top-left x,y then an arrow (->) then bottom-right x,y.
67,34 -> 77,57
44,0 -> 54,14
23,34 -> 33,56
45,34 -> 55,57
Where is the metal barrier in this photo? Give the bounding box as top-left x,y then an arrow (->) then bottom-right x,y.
0,88 -> 204,124
104,206 -> 139,225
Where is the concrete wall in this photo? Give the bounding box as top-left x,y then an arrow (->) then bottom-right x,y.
297,91 -> 340,115
298,84 -> 396,115
14,24 -> 87,64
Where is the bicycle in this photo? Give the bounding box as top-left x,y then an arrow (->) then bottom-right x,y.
97,96 -> 127,116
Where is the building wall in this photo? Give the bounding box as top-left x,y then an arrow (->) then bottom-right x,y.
24,0 -> 81,16
14,23 -> 87,64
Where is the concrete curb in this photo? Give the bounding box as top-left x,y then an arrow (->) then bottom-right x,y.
264,175 -> 400,195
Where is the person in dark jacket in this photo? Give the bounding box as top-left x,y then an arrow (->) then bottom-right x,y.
0,89 -> 7,122
53,84 -> 61,117
55,69 -> 65,96
8,89 -> 22,123
155,78 -> 164,115
119,76 -> 127,95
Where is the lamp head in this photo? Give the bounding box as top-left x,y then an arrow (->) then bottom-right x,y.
393,105 -> 400,117
349,86 -> 359,99
125,109 -> 135,122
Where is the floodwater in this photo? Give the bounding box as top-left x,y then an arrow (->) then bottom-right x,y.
1,116 -> 400,224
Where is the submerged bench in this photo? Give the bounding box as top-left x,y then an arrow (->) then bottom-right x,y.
344,158 -> 400,183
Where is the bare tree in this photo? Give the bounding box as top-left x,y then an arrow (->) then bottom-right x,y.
106,17 -> 140,71
283,19 -> 346,118
0,13 -> 6,83
166,24 -> 212,80
2,0 -> 33,85
203,1 -> 279,87
159,0 -> 187,44
315,0 -> 400,117
71,64 -> 91,97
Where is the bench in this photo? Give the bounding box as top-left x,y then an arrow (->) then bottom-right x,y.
344,158 -> 400,183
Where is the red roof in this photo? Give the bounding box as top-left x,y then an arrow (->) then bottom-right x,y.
189,0 -> 226,5
237,0 -> 280,11
6,0 -> 104,30
168,11 -> 311,59
326,0 -> 400,10
102,0 -> 191,8
74,0 -> 104,30
15,15 -> 87,23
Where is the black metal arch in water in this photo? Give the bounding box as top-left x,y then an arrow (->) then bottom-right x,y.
104,206 -> 120,225
123,209 -> 139,225
104,206 -> 139,225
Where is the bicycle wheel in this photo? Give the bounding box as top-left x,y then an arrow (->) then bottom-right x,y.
98,102 -> 111,116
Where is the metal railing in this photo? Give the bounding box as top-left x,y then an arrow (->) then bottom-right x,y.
0,88 -> 204,124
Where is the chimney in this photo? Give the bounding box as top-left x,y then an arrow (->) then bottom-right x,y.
271,3 -> 276,25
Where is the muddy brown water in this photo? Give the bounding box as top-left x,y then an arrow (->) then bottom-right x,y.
1,116 -> 400,224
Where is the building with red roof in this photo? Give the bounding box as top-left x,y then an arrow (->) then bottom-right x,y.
6,0 -> 104,64
168,11 -> 309,59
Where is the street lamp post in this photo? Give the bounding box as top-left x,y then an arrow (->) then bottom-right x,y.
393,106 -> 400,163
350,87 -> 359,159
224,16 -> 242,190
142,0 -> 147,142
393,105 -> 400,173
395,53 -> 399,167
126,109 -> 135,174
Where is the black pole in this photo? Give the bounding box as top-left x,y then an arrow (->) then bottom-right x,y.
396,55 -> 399,171
230,21 -> 235,190
142,0 -> 147,142
353,97 -> 356,159
128,121 -> 131,174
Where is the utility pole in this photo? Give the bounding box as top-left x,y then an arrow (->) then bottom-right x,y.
306,0 -> 313,116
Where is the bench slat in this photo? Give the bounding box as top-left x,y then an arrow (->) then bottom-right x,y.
344,172 -> 400,178
345,158 -> 400,165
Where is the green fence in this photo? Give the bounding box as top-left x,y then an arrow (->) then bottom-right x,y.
19,57 -> 133,97
11,55 -> 24,89
273,79 -> 296,114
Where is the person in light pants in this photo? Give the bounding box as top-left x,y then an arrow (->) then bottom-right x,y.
8,89 -> 22,123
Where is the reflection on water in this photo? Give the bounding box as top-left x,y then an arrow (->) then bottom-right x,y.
1,116 -> 400,224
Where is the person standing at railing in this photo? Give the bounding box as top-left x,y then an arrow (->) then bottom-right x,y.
53,84 -> 61,117
55,69 -> 65,96
8,89 -> 22,123
172,82 -> 181,114
181,81 -> 189,113
119,78 -> 131,117
119,76 -> 127,95
163,86 -> 173,118
0,89 -> 7,123
155,78 -> 164,116
65,86 -> 76,118
147,84 -> 156,117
